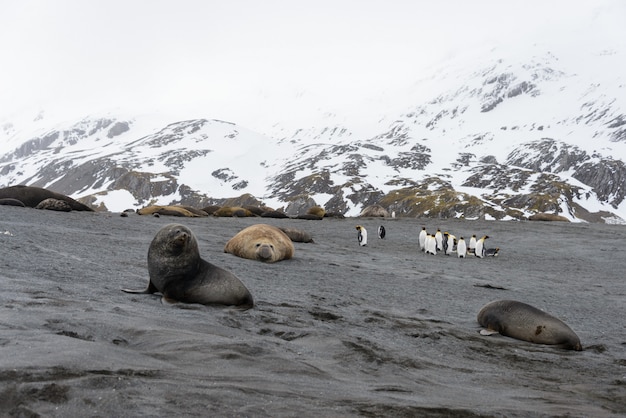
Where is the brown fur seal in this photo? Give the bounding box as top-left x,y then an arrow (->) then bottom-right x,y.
122,223 -> 253,308
0,185 -> 93,211
477,300 -> 582,350
278,227 -> 315,243
224,224 -> 294,262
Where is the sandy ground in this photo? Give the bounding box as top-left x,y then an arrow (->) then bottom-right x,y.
0,206 -> 625,417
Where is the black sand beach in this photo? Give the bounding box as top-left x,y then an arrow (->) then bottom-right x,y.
1,206 -> 624,417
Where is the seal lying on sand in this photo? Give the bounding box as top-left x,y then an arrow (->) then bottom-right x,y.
477,299 -> 582,350
0,185 -> 93,211
224,224 -> 294,262
122,223 -> 253,308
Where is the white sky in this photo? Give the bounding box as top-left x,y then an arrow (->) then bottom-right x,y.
1,0 -> 624,129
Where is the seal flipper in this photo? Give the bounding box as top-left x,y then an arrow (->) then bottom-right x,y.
161,295 -> 179,304
121,280 -> 158,294
480,329 -> 500,336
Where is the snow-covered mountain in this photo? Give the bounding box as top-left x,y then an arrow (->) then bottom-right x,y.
1,45 -> 625,222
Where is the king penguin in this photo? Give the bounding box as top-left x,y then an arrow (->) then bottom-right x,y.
418,227 -> 427,252
425,234 -> 437,255
378,225 -> 386,239
474,235 -> 489,258
356,225 -> 368,246
445,233 -> 456,256
468,234 -> 477,254
434,229 -> 443,251
457,237 -> 467,258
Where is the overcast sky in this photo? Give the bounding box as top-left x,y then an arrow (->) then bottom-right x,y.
1,0 -> 624,128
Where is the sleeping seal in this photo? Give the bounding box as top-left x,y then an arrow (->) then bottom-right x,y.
122,223 -> 253,308
224,224 -> 294,262
477,299 -> 582,350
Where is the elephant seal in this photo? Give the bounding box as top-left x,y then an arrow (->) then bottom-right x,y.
306,206 -> 326,218
213,206 -> 255,217
137,205 -> 206,217
477,300 -> 582,350
0,185 -> 93,211
260,210 -> 290,219
122,223 -> 253,308
224,224 -> 294,262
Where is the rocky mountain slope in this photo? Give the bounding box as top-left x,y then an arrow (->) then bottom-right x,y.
1,47 -> 625,222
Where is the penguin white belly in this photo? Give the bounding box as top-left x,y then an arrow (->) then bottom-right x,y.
457,239 -> 466,258
419,230 -> 427,251
358,228 -> 368,246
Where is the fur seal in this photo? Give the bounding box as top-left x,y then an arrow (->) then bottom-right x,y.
122,223 -> 253,307
356,225 -> 367,246
0,185 -> 93,211
278,227 -> 315,243
485,247 -> 500,257
224,224 -> 294,262
477,300 -> 582,351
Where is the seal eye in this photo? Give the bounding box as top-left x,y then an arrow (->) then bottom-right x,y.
255,243 -> 261,248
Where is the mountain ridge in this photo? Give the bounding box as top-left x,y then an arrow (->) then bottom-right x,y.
1,46 -> 625,223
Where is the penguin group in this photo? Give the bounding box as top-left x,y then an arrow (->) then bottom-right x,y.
355,224 -> 500,258
418,226 -> 499,258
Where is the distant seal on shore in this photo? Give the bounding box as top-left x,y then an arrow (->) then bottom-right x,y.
137,205 -> 207,217
306,206 -> 326,218
213,206 -> 256,217
477,300 -> 582,351
122,223 -> 253,307
224,224 -> 294,262
0,185 -> 93,211
278,227 -> 314,243
260,210 -> 290,219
